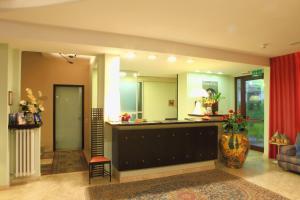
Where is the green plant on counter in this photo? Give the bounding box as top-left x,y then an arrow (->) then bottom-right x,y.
211,92 -> 224,102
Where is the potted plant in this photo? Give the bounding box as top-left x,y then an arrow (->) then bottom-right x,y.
219,109 -> 250,168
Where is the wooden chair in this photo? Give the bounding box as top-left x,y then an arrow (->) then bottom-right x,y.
89,156 -> 111,184
88,108 -> 111,184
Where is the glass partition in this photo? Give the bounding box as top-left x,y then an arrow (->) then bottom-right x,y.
246,79 -> 264,150
235,75 -> 264,151
119,72 -> 143,121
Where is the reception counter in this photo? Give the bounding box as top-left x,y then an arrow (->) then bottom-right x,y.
106,119 -> 223,182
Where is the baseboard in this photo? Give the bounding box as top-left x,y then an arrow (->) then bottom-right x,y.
114,160 -> 216,183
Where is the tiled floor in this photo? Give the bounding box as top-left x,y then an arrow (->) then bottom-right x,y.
1,151 -> 300,200
41,151 -> 88,175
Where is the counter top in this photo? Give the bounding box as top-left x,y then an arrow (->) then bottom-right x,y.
106,118 -> 224,126
188,114 -> 225,117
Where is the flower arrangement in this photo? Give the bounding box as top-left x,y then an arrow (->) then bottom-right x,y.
20,88 -> 45,114
121,113 -> 131,122
222,109 -> 248,133
202,92 -> 223,107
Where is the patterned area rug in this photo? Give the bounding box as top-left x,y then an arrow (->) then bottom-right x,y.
41,150 -> 88,175
86,169 -> 288,200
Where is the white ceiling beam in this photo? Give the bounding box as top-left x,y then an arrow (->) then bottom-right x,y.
0,19 -> 269,66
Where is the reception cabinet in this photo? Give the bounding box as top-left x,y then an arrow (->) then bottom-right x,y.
112,125 -> 218,171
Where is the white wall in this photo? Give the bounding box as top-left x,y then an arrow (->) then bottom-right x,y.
92,68 -> 98,108
143,81 -> 177,120
178,72 -> 235,119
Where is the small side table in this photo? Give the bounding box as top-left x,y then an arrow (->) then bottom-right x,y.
269,142 -> 288,164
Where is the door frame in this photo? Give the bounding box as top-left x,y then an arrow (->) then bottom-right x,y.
234,75 -> 264,152
53,84 -> 84,151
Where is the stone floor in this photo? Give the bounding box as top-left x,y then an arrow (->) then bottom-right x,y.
0,151 -> 300,200
41,151 -> 88,175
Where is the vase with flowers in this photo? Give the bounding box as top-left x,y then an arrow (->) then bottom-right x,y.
202,92 -> 224,115
219,109 -> 250,168
121,113 -> 131,122
19,88 -> 45,125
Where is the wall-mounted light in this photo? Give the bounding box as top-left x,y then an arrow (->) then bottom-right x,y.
8,91 -> 13,106
206,71 -> 212,74
167,55 -> 177,63
217,72 -> 224,75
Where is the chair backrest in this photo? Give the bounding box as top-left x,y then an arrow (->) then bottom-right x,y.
91,108 -> 104,157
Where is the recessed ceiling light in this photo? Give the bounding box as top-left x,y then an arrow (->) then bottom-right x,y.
126,52 -> 136,59
133,73 -> 140,77
195,70 -> 200,73
206,71 -> 212,74
148,55 -> 157,60
217,72 -> 224,75
187,59 -> 194,64
167,55 -> 177,63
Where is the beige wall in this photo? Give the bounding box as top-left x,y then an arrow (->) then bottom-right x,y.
136,76 -> 177,120
21,52 -> 91,154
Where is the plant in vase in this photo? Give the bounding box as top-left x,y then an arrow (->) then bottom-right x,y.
219,109 -> 250,168
19,88 -> 45,125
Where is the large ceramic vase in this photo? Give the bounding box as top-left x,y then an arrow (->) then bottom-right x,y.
219,132 -> 250,168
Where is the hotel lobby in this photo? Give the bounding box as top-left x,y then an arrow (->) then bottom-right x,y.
0,0 -> 300,200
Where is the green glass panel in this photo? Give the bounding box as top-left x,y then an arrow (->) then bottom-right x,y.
120,78 -> 137,112
246,79 -> 264,148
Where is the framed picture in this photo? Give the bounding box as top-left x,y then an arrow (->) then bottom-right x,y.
169,99 -> 175,107
8,91 -> 13,106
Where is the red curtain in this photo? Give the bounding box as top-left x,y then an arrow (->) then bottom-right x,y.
269,52 -> 300,158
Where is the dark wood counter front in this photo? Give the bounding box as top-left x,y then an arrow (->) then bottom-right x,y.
112,124 -> 218,171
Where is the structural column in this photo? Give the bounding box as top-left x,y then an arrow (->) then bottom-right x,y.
0,44 -> 10,186
95,54 -> 120,170
0,44 -> 21,186
96,54 -> 121,121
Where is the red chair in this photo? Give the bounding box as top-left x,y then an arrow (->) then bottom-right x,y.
89,108 -> 112,184
89,156 -> 111,184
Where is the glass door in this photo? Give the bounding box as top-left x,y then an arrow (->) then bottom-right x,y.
54,85 -> 83,150
236,76 -> 264,151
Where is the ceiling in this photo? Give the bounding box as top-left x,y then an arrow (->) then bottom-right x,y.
119,50 -> 261,77
0,0 -> 299,56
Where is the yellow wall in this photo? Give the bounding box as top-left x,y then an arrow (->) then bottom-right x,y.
21,52 -> 92,154
143,81 -> 177,120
